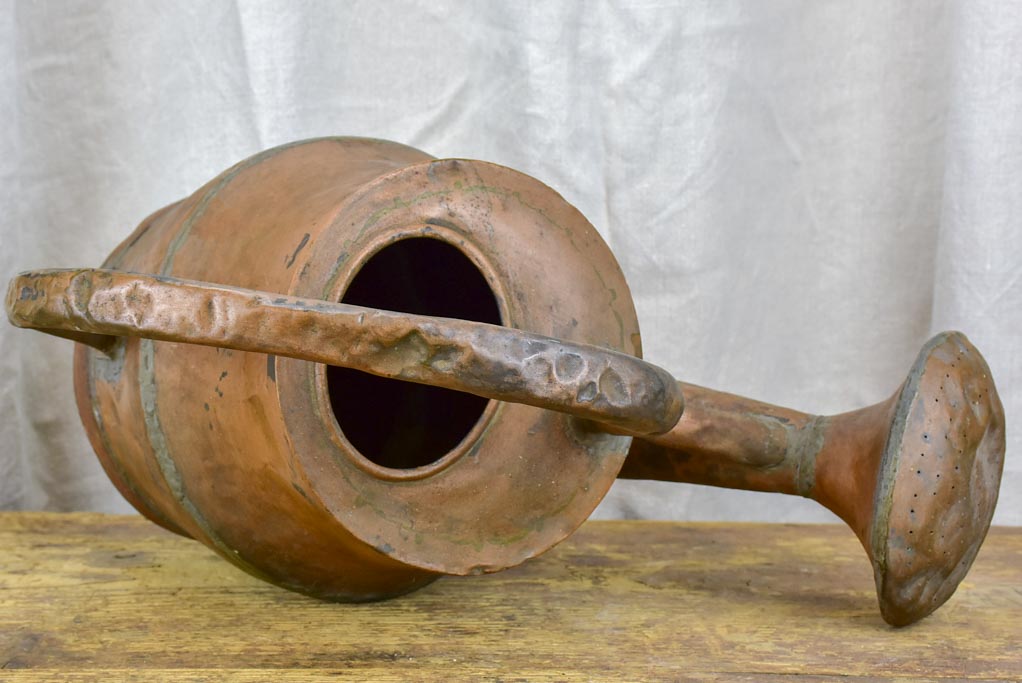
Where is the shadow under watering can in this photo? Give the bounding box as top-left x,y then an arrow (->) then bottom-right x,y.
5,137 -> 1005,627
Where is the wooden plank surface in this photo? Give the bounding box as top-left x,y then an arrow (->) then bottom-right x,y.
0,512 -> 1019,681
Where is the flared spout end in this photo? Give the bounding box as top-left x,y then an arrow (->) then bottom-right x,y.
869,331 -> 1005,626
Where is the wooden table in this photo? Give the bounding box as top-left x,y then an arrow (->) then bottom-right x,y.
1,513 -> 1018,681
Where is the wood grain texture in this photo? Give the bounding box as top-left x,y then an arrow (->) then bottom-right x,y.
1,513 -> 1019,681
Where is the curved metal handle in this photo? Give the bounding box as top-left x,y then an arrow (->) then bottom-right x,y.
6,268 -> 683,435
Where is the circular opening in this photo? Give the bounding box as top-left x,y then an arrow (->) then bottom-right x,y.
327,237 -> 502,470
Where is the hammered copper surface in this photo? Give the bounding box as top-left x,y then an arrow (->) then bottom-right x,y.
4,136 -> 1007,626
6,138 -> 648,599
7,269 -> 681,436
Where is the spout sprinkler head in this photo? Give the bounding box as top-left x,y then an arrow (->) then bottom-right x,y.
870,332 -> 1005,626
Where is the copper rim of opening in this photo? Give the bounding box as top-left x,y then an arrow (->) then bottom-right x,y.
311,223 -> 512,482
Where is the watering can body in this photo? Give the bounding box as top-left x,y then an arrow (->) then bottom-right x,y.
49,137 -> 654,600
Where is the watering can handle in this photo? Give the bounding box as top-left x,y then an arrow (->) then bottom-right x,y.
6,268 -> 683,436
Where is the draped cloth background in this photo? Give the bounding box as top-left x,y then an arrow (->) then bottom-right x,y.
1,1 -> 1019,524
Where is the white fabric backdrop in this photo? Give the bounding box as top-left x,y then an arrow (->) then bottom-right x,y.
1,0 -> 1019,525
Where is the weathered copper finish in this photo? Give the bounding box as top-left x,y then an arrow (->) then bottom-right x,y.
6,138 -> 651,598
7,269 -> 682,436
4,136 -> 1007,626
620,331 -> 1005,626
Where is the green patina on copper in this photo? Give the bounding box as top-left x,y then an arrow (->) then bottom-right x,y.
869,332 -> 948,581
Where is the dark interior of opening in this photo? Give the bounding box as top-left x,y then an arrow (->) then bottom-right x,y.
328,237 -> 502,470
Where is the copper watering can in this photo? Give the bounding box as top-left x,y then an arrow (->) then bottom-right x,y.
5,137 -> 1005,627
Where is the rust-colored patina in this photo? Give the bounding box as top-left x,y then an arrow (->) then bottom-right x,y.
4,137 -> 1006,626
619,332 -> 1005,626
